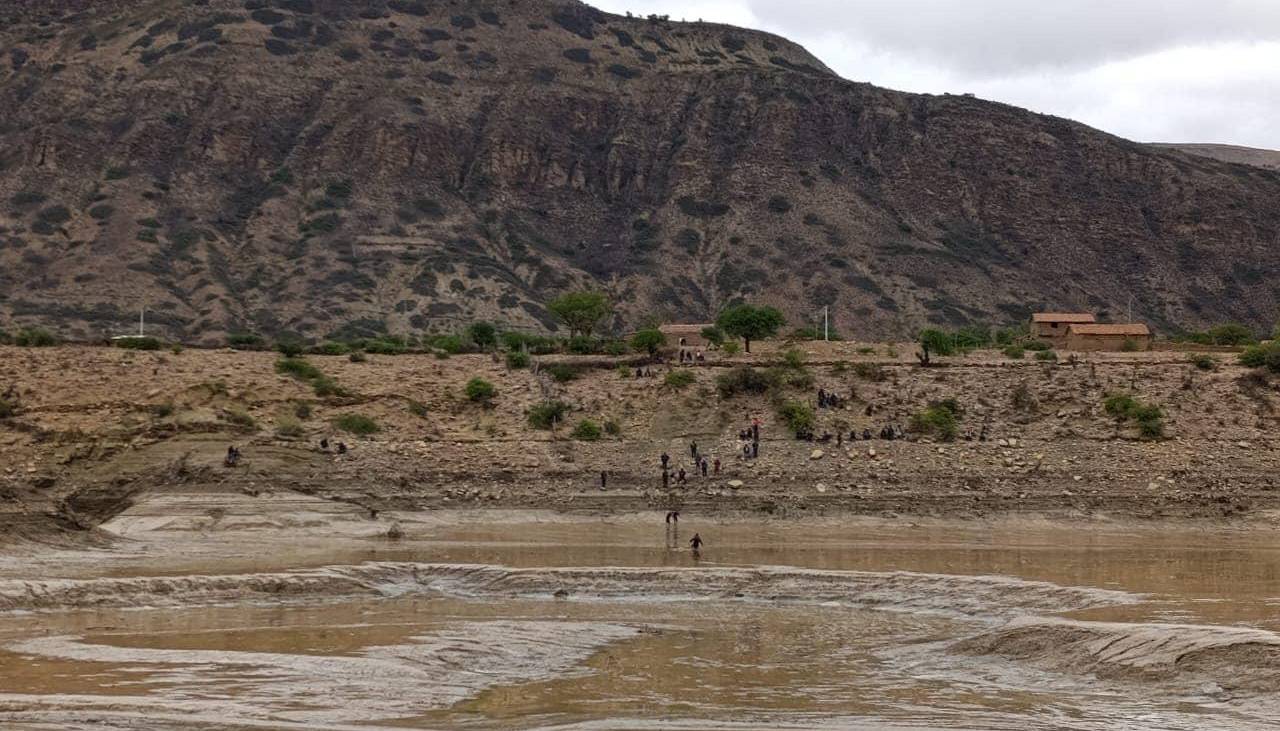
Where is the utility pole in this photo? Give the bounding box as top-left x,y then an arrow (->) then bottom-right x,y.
824,306 -> 829,342
139,306 -> 146,337
1127,295 -> 1134,323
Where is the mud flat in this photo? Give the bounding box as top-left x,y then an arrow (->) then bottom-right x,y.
3,496 -> 1280,729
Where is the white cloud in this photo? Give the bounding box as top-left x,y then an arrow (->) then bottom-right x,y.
591,0 -> 1280,148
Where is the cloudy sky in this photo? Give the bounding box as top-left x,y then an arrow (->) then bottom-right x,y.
592,0 -> 1280,149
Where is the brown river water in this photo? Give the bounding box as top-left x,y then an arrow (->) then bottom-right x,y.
2,503 -> 1280,730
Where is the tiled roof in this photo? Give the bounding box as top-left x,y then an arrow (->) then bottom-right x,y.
1066,323 -> 1151,336
1032,313 -> 1097,323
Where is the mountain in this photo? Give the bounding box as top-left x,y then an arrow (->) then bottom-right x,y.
2,0 -> 1278,344
1148,144 -> 1280,172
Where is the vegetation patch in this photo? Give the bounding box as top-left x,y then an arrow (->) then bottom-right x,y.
334,413 -> 380,435
114,336 -> 163,351
570,419 -> 602,441
1104,394 -> 1165,439
528,400 -> 571,429
464,377 -> 496,404
665,370 -> 696,390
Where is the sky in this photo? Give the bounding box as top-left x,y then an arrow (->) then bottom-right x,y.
591,0 -> 1280,149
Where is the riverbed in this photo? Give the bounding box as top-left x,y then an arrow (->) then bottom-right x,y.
1,495 -> 1278,730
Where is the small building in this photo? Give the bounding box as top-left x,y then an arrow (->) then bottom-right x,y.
659,324 -> 714,348
1064,323 -> 1153,352
1031,313 -> 1097,344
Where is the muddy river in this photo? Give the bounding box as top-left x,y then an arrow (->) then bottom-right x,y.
2,501 -> 1279,730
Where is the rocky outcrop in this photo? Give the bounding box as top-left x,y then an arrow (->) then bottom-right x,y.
2,0 -> 1278,343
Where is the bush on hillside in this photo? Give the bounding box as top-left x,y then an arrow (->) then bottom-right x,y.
570,419 -> 603,441
528,400 -> 571,429
715,367 -> 778,397
114,336 -> 163,351
334,413 -> 380,435
665,370 -> 696,389
506,351 -> 531,369
15,328 -> 58,347
464,377 -> 496,404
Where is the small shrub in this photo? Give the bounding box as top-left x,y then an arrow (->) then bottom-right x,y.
276,340 -> 305,358
465,377 -> 496,404
313,376 -> 349,398
777,400 -> 815,437
721,341 -> 740,355
506,351 -> 531,369
89,204 -> 115,220
170,344 -> 184,355
544,363 -> 580,383
228,332 -> 266,350
570,419 -> 603,441
715,367 -> 778,397
603,419 -> 622,436
1190,354 -> 1217,371
114,336 -> 163,351
602,339 -> 629,356
0,397 -> 16,419
276,357 -> 323,381
771,366 -> 814,389
831,362 -> 849,374
467,321 -> 497,349
276,416 -> 305,438
1034,350 -> 1058,362
335,413 -> 380,435
566,335 -> 599,355
408,400 -> 429,418
919,329 -> 957,357
1132,404 -> 1165,439
312,341 -> 350,356
1105,394 -> 1140,419
1003,345 -> 1025,360
528,400 -> 571,429
701,325 -> 725,346
665,370 -> 696,389
910,405 -> 959,441
1011,383 -> 1038,412
348,351 -> 368,363
781,348 -> 805,369
149,402 -> 175,418
15,328 -> 58,347
293,402 -> 313,420
1024,340 -> 1051,352
853,363 -> 886,382
1207,323 -> 1256,346
856,347 -> 876,355
222,408 -> 257,430
1240,342 -> 1280,373
1120,338 -> 1140,353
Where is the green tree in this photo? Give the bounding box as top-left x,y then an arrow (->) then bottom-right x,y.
464,378 -> 496,404
548,291 -> 612,338
1207,323 -> 1256,346
630,328 -> 666,356
700,325 -> 725,346
716,305 -> 785,353
467,321 -> 497,350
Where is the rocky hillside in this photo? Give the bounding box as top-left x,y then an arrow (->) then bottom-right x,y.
2,0 -> 1278,344
1148,144 -> 1280,171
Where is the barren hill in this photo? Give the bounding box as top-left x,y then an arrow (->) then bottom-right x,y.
1149,144 -> 1280,171
2,0 -> 1279,344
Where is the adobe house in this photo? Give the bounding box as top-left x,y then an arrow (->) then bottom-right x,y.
1064,323 -> 1153,352
659,324 -> 713,348
1030,313 -> 1097,345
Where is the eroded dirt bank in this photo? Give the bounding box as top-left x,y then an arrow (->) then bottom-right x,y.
2,342 -> 1278,544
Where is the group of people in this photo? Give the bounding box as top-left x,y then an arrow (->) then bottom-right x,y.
319,438 -> 349,454
659,442 -> 722,488
633,366 -> 658,378
736,419 -> 762,459
816,388 -> 846,409
677,349 -> 706,364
